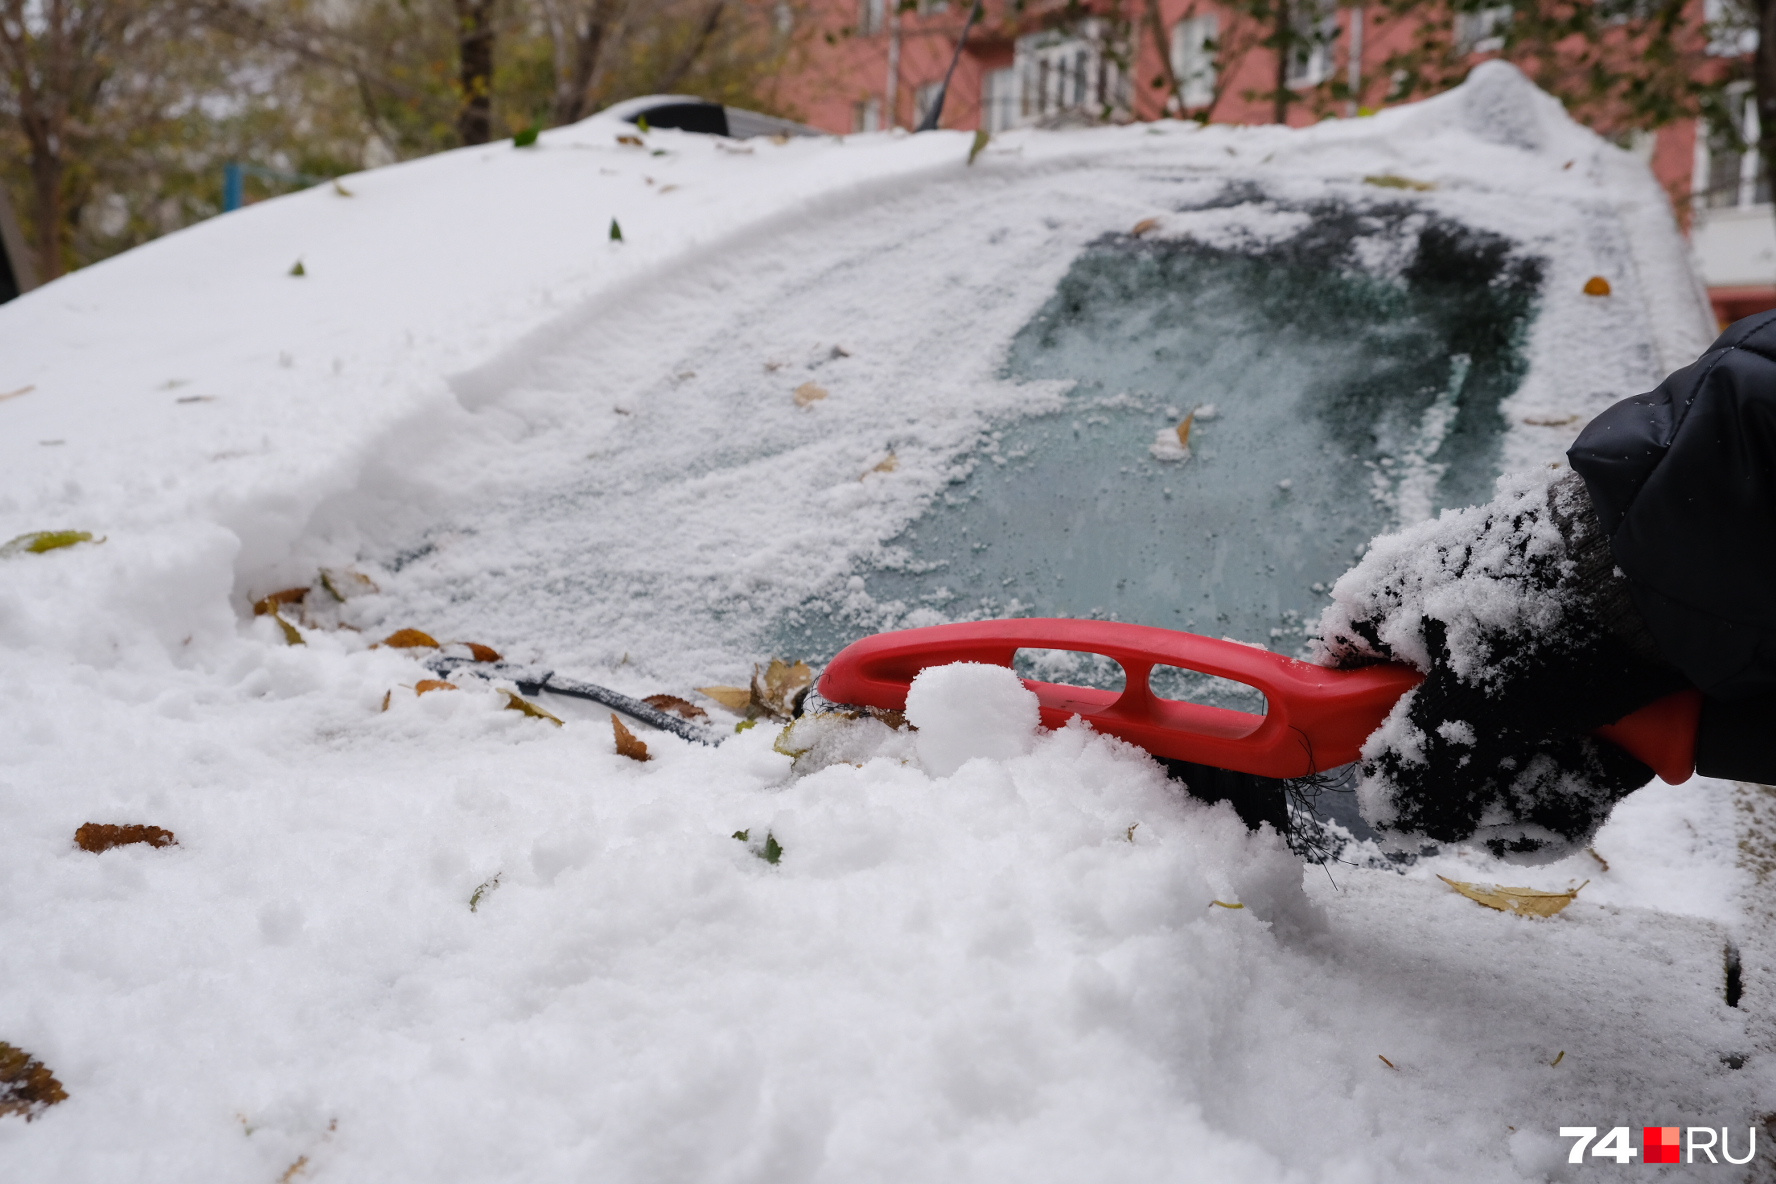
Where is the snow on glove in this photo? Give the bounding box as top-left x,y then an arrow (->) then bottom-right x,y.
1313,467 -> 1687,863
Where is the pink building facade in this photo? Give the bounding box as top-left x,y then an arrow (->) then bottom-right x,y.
776,1 -> 1774,325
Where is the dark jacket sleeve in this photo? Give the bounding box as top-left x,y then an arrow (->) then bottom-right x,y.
1568,311 -> 1776,701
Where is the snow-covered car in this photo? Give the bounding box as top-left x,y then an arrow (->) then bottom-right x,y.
0,62 -> 1764,1182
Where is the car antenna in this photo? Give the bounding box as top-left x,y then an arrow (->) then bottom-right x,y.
915,0 -> 984,133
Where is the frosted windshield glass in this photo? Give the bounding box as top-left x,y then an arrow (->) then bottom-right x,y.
780,202 -> 1542,709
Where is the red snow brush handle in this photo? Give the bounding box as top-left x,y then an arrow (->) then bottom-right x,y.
818,619 -> 1701,784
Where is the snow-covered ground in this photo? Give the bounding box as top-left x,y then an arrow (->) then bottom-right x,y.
1,63 -> 1767,1181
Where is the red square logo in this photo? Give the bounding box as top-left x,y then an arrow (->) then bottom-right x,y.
1644,1126 -> 1681,1164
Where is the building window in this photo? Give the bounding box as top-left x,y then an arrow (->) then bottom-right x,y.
1170,13 -> 1218,110
1014,24 -> 1130,125
1455,5 -> 1511,54
853,96 -> 883,133
1284,1 -> 1338,87
1700,85 -> 1771,210
983,67 -> 1019,132
859,0 -> 884,37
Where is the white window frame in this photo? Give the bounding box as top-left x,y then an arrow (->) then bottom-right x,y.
1456,5 -> 1512,55
859,0 -> 885,37
1013,23 -> 1130,125
983,66 -> 1020,133
1284,1 -> 1338,88
1170,13 -> 1218,110
853,95 -> 883,133
1695,82 -> 1770,211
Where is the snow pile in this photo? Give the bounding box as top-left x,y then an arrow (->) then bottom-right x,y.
0,64 -> 1765,1180
904,662 -> 1041,775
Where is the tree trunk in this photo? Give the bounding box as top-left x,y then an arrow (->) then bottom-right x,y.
652,0 -> 726,96
1273,0 -> 1291,124
455,0 -> 496,145
554,0 -> 626,126
1145,0 -> 1186,117
26,139 -> 63,281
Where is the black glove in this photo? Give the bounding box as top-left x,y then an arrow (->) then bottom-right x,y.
1315,468 -> 1687,862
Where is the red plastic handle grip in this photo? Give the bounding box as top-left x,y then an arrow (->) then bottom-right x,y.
817,619 -> 1700,784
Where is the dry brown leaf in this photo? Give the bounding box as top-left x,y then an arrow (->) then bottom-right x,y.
1130,216 -> 1161,236
616,133 -> 644,146
270,611 -> 305,646
793,382 -> 828,407
697,685 -> 754,714
380,690 -> 391,712
460,642 -> 503,662
755,658 -> 814,719
1583,275 -> 1612,297
0,1042 -> 67,1121
1377,1054 -> 1398,1070
253,587 -> 309,616
415,679 -> 457,695
700,660 -> 813,720
643,694 -> 708,720
1437,874 -> 1588,918
612,714 -> 652,761
75,823 -> 177,853
1209,900 -> 1243,909
862,451 -> 898,479
380,628 -> 439,649
279,1155 -> 310,1183
867,707 -> 906,729
0,384 -> 34,402
1175,410 -> 1196,449
502,690 -> 563,726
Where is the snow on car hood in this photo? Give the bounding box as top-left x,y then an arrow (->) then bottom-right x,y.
0,63 -> 1760,1183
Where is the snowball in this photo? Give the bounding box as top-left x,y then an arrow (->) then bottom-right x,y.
903,661 -> 1040,777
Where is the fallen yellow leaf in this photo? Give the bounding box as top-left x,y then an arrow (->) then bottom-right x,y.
1437,874 -> 1588,918
1363,173 -> 1435,191
459,642 -> 503,662
1,530 -> 101,557
380,628 -> 439,649
793,382 -> 827,407
862,451 -> 898,479
415,679 -> 457,695
612,714 -> 651,761
1131,217 -> 1161,236
502,690 -> 563,726
697,685 -> 754,714
1583,275 -> 1612,297
269,611 -> 304,646
1209,900 -> 1244,909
